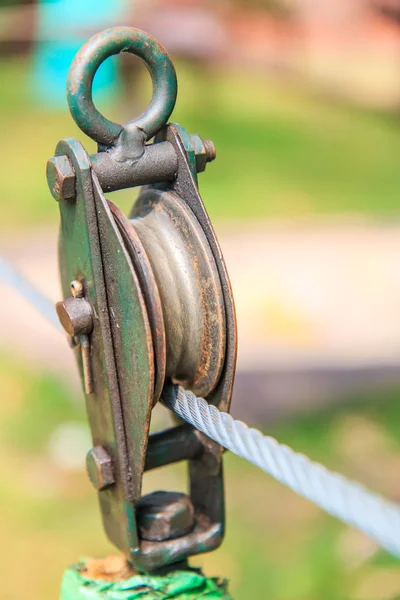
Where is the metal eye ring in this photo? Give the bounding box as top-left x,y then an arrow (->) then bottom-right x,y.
66,26 -> 178,147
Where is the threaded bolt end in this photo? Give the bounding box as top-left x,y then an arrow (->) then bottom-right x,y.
203,139 -> 216,162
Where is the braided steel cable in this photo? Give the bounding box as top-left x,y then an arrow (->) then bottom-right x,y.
164,386 -> 400,557
3,258 -> 400,557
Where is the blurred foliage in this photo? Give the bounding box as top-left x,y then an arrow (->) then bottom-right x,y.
228,0 -> 292,16
2,352 -> 400,599
1,57 -> 400,234
1,0 -> 33,6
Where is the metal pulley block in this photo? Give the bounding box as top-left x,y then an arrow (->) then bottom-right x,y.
47,27 -> 237,571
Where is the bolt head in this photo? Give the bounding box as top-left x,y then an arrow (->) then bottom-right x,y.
86,446 -> 115,491
137,491 -> 195,542
56,296 -> 93,337
46,155 -> 76,202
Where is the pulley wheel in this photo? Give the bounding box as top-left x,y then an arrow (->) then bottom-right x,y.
125,188 -> 226,399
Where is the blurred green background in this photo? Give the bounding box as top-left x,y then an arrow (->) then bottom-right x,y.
2,1 -> 400,599
2,56 -> 400,231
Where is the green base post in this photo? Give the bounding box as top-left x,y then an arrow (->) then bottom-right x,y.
60,560 -> 232,599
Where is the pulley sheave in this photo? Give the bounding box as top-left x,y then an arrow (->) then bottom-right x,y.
112,188 -> 226,403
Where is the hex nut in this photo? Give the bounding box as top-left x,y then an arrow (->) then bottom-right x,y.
189,134 -> 216,173
56,296 -> 93,337
46,155 -> 76,202
86,446 -> 115,491
137,491 -> 195,542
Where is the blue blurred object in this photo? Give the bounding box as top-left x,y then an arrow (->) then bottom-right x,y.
33,0 -> 128,108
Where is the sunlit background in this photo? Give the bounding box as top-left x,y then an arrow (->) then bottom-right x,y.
2,0 -> 400,598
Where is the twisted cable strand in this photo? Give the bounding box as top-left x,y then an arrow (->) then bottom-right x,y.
163,386 -> 400,557
4,258 -> 400,556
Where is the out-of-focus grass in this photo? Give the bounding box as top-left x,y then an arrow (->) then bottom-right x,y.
2,353 -> 400,600
1,57 -> 400,232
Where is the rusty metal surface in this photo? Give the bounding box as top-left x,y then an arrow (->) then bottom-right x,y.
109,201 -> 166,406
46,155 -> 75,202
86,446 -> 115,491
91,141 -> 178,192
158,123 -> 237,413
80,334 -> 94,395
145,425 -> 203,471
55,137 -> 139,557
66,27 -> 177,148
137,491 -> 195,542
55,296 -> 93,337
92,173 -> 154,509
50,26 -> 237,573
130,188 -> 226,399
132,383 -> 225,571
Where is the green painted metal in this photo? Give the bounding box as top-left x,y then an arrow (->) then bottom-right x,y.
163,122 -> 198,185
56,137 -> 154,559
60,564 -> 232,599
67,27 -> 177,147
49,25 -> 237,573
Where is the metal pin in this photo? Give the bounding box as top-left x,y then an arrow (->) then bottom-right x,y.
80,334 -> 93,394
70,279 -> 84,298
